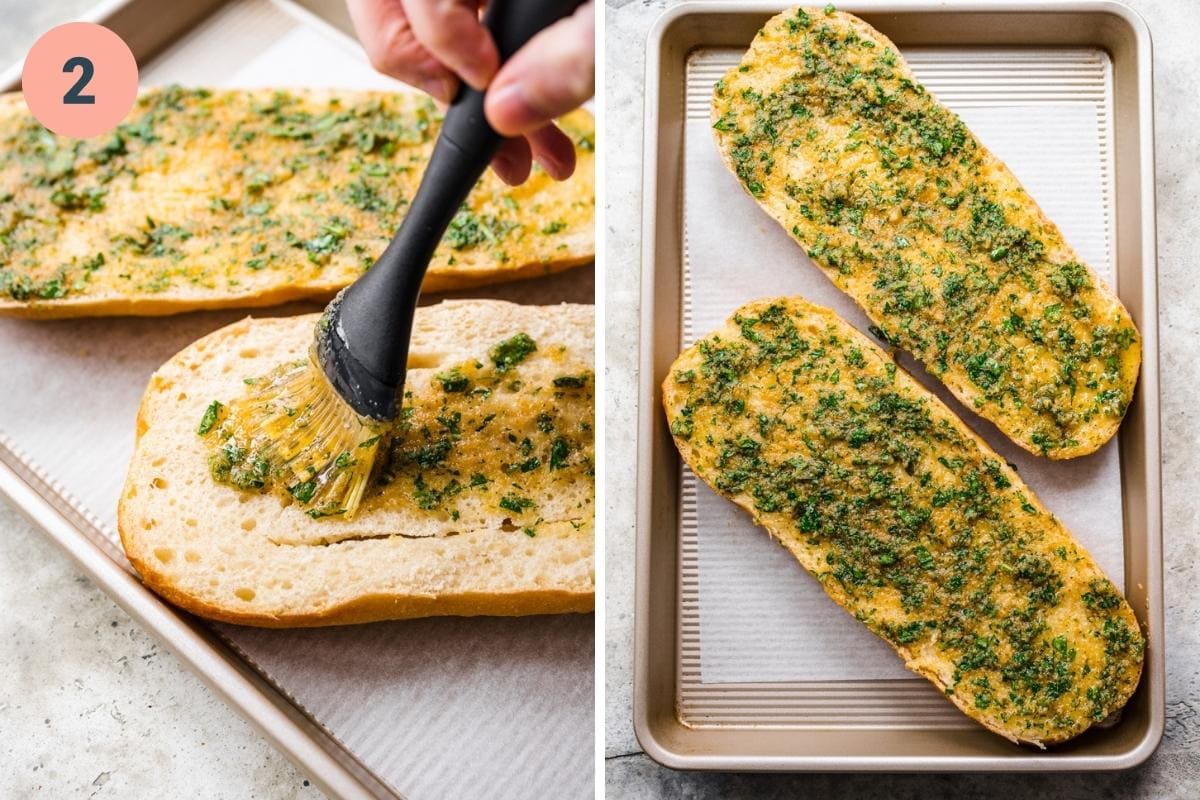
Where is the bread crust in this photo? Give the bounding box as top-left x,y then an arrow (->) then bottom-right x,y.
117,462 -> 595,628
0,254 -> 592,319
121,533 -> 593,628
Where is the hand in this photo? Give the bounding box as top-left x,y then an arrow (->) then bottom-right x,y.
347,0 -> 595,185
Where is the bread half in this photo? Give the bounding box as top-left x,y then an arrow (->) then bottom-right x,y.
663,296 -> 1143,746
119,300 -> 595,626
711,8 -> 1139,458
0,88 -> 594,318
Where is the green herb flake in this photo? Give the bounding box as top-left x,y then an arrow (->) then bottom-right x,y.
197,401 -> 224,435
499,493 -> 535,514
490,333 -> 537,372
290,481 -> 317,503
549,438 -> 570,470
553,373 -> 589,389
436,367 -> 470,393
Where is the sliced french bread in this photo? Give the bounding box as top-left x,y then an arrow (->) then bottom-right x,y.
711,8 -> 1139,458
0,87 -> 594,317
663,296 -> 1144,745
119,300 -> 594,626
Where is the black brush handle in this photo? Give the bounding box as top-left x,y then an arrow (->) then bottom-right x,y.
326,0 -> 586,419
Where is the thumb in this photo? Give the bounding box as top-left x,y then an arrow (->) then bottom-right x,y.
484,2 -> 595,137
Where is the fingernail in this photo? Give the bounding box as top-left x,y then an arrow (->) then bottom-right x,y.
534,152 -> 568,181
486,84 -> 538,135
422,77 -> 456,104
491,151 -> 520,186
462,68 -> 491,92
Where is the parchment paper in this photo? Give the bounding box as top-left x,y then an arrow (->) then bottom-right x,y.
682,49 -> 1125,684
0,1 -> 593,797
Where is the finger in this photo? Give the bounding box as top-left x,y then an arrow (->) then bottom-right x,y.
403,0 -> 499,91
346,0 -> 458,101
525,124 -> 576,181
484,2 -> 595,137
490,137 -> 532,186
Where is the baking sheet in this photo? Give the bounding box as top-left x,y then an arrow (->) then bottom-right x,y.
0,1 -> 593,797
681,47 -> 1124,686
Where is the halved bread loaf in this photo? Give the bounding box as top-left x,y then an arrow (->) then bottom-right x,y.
711,8 -> 1139,458
663,296 -> 1143,745
119,300 -> 594,626
0,87 -> 594,317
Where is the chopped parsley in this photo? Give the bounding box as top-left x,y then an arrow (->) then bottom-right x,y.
436,367 -> 470,393
490,333 -> 537,372
499,493 -> 535,514
197,401 -> 223,435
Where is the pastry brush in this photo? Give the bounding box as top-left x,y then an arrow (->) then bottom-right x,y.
221,0 -> 586,518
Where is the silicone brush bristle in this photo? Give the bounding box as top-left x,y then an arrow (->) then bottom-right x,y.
223,352 -> 384,519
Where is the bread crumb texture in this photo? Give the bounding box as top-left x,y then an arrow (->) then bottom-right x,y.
120,300 -> 595,626
0,87 -> 594,317
663,296 -> 1143,746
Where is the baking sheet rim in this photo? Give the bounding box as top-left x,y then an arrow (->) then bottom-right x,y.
0,435 -> 396,799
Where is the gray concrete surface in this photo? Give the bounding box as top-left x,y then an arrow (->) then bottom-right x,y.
603,0 -> 1200,796
0,501 -> 324,798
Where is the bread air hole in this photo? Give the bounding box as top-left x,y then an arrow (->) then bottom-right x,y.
150,477 -> 167,489
499,518 -> 518,532
151,457 -> 166,467
241,519 -> 256,531
406,351 -> 447,369
239,348 -> 258,358
235,587 -> 255,602
185,518 -> 198,527
142,519 -> 156,530
185,550 -> 201,563
153,547 -> 174,564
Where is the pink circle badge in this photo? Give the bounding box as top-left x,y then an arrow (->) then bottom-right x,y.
22,22 -> 139,139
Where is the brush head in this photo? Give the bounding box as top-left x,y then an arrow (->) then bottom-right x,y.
218,352 -> 386,520
213,260 -> 412,521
